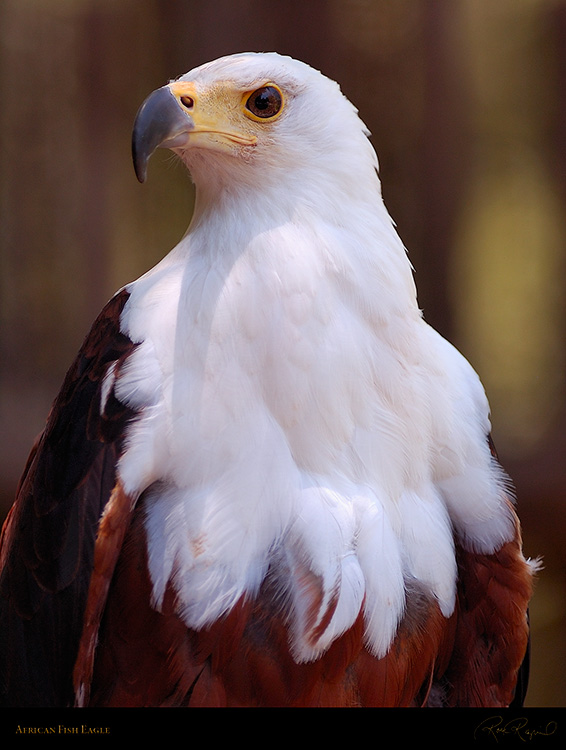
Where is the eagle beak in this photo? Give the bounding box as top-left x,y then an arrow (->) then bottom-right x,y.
132,84 -> 195,183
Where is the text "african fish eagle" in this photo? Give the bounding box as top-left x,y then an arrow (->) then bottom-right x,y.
0,52 -> 534,707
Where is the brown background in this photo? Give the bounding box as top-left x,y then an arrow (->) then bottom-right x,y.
1,0 -> 564,707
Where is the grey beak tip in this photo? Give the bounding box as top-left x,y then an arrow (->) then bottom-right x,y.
132,136 -> 148,183
131,86 -> 192,183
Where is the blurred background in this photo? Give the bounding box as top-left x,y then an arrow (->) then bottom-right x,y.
0,0 -> 564,707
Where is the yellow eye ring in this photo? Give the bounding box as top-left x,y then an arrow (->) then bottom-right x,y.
243,84 -> 284,122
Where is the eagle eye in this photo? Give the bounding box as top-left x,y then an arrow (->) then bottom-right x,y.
244,85 -> 283,120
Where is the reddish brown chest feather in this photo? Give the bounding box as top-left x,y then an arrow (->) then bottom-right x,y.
81,502 -> 531,708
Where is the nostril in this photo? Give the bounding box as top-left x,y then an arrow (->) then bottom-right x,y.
180,96 -> 194,110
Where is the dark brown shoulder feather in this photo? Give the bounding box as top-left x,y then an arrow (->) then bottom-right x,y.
0,290 -> 137,707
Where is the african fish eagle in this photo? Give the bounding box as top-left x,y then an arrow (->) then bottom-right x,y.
0,52 -> 534,708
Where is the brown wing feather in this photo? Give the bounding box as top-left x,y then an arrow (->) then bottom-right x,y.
0,290 -> 137,707
439,515 -> 533,707
431,437 -> 534,707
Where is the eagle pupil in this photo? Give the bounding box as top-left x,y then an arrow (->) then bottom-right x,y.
247,86 -> 282,118
255,92 -> 270,110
